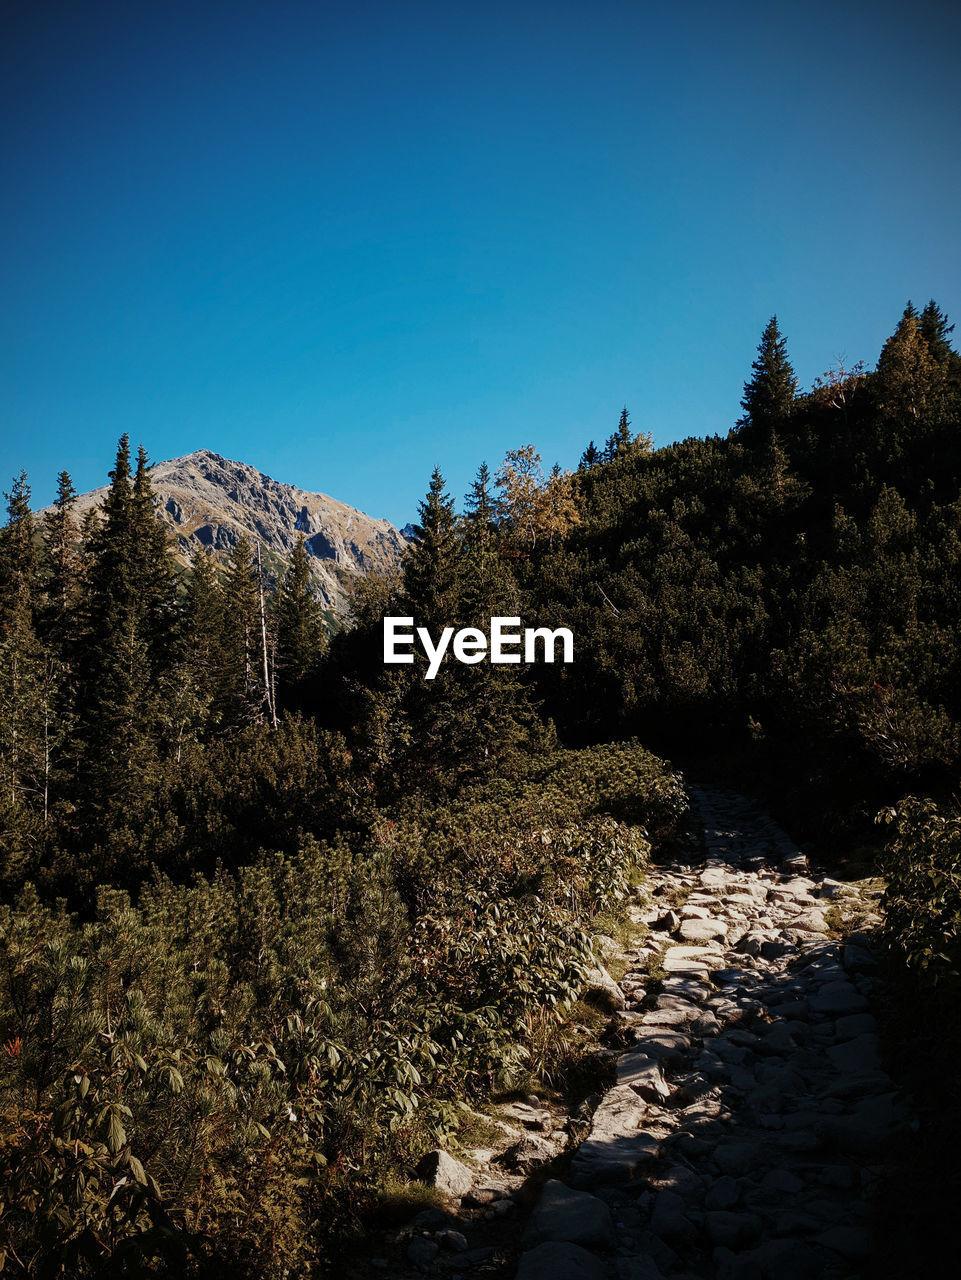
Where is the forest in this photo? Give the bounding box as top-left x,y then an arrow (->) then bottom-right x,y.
1,299 -> 960,1275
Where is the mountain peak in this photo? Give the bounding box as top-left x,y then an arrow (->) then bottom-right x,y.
55,451 -> 408,611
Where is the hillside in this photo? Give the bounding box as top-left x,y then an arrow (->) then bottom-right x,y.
59,449 -> 408,610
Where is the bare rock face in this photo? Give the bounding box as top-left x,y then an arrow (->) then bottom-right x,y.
56,449 -> 408,613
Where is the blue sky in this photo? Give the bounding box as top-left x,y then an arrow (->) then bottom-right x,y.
2,0 -> 959,526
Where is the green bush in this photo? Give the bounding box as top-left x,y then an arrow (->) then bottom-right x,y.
880,796 -> 961,987
0,742 -> 687,1276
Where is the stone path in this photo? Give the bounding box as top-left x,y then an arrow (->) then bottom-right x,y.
381,789 -> 908,1280
516,788 -> 907,1280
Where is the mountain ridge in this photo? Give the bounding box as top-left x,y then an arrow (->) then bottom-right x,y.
51,448 -> 408,612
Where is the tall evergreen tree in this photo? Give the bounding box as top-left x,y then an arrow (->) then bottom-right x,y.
223,534 -> 273,725
74,437 -> 177,828
919,300 -> 955,365
464,463 -> 497,539
579,441 -> 601,470
173,549 -> 230,741
275,536 -> 326,702
738,316 -> 798,441
402,468 -> 461,629
875,305 -> 941,425
0,474 -> 47,837
42,471 -> 80,651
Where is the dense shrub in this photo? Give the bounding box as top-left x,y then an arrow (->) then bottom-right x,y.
0,742 -> 686,1276
879,797 -> 961,988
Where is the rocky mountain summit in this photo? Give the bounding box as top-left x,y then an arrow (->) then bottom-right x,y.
63,449 -> 408,612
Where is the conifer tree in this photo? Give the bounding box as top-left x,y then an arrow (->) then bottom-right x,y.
579,441 -> 601,470
0,474 -> 47,831
402,468 -> 461,629
464,463 -> 497,540
875,305 -> 941,424
738,316 -> 798,441
224,534 -> 272,725
275,536 -> 326,701
919,300 -> 955,364
42,471 -> 80,651
74,436 -> 177,826
175,549 -> 230,739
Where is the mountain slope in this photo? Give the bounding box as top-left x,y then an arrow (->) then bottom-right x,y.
64,449 -> 407,611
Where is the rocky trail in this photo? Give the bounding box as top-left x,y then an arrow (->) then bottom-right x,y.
374,789 -> 909,1280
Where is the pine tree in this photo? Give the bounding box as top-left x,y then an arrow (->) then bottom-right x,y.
603,407 -> 633,460
738,317 -> 798,441
579,441 -> 601,470
223,535 -> 273,725
42,471 -> 80,651
275,536 -> 326,701
464,463 -> 497,540
174,549 -> 230,741
402,469 -> 461,629
919,300 -> 955,364
875,305 -> 941,424
74,437 -> 177,826
132,446 -> 177,662
0,474 -> 46,831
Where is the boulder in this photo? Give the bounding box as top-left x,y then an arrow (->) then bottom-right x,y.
679,917 -> 729,943
407,1236 -> 439,1268
415,1149 -> 473,1197
522,1180 -> 615,1251
617,1051 -> 671,1100
582,963 -> 626,1011
826,1033 -> 882,1076
516,1241 -> 607,1280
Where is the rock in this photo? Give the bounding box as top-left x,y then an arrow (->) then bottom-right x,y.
790,909 -> 829,934
760,939 -> 792,961
818,878 -> 853,899
651,1189 -> 698,1242
842,943 -> 879,973
653,909 -> 681,932
705,1210 -> 762,1248
834,1012 -> 877,1039
808,980 -> 868,1016
615,1257 -> 666,1280
679,917 -> 729,943
827,1033 -> 882,1076
818,1092 -> 910,1153
704,1175 -> 741,1210
458,1246 -> 496,1264
570,1131 -> 660,1186
671,1072 -> 716,1107
714,1141 -> 759,1176
814,1224 -> 871,1260
516,1240 -> 607,1280
501,1133 -> 557,1171
411,1207 -> 455,1231
437,1229 -> 469,1251
636,1030 -> 690,1062
416,1150 -> 474,1197
463,1187 -> 499,1206
522,1180 -> 615,1251
617,1051 -> 671,1101
701,868 -> 730,888
583,963 -> 626,1011
644,1006 -> 691,1027
758,1167 -> 803,1195
407,1236 -> 439,1268
732,932 -> 763,956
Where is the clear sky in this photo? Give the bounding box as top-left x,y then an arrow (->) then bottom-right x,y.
2,0 -> 959,526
